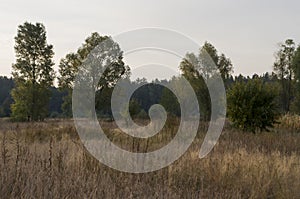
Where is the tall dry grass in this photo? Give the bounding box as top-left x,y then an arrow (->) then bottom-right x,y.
276,114 -> 300,133
0,118 -> 299,198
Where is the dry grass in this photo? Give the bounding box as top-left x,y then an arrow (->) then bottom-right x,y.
0,118 -> 300,198
276,114 -> 300,133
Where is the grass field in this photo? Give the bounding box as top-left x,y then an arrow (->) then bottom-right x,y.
0,117 -> 300,198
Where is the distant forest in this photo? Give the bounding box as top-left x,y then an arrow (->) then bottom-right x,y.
0,72 -> 298,119
0,76 -> 65,118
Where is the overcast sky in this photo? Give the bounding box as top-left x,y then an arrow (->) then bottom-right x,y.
0,0 -> 299,79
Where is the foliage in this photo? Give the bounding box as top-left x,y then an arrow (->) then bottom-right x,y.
179,41 -> 233,120
11,22 -> 55,121
273,39 -> 296,113
292,45 -> 300,114
95,86 -> 113,116
0,77 -> 14,117
160,87 -> 180,117
227,79 -> 279,133
202,41 -> 234,80
128,99 -> 142,118
58,32 -> 130,117
0,77 -> 66,118
2,22 -> 300,122
132,80 -> 165,113
48,87 -> 66,116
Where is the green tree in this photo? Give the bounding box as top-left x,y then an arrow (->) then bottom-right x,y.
58,32 -> 130,117
218,53 -> 233,80
200,42 -> 218,79
95,86 -> 113,117
179,56 -> 210,120
179,42 -> 233,120
202,42 -> 219,65
0,77 -> 14,117
292,45 -> 300,114
58,53 -> 80,117
227,79 -> 279,133
273,39 -> 296,113
11,22 -> 55,121
201,41 -> 233,80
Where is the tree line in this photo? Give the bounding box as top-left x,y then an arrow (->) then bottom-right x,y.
0,22 -> 300,132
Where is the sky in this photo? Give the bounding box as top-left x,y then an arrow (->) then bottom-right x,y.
0,0 -> 300,80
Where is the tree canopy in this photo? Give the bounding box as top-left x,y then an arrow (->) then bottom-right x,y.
58,32 -> 130,116
11,22 -> 55,121
273,39 -> 296,113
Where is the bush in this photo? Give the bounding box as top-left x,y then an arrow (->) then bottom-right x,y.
227,79 -> 279,133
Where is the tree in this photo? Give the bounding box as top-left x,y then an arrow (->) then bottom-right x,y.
179,56 -> 210,120
273,39 -> 296,113
218,53 -> 233,80
227,79 -> 279,133
292,45 -> 300,114
202,42 -> 219,65
160,87 -> 180,117
180,42 -> 233,82
0,77 -> 14,117
179,42 -> 233,120
11,22 -> 55,121
58,53 -> 80,117
201,41 -> 233,80
58,32 -> 130,117
49,87 -> 66,117
95,86 -> 113,117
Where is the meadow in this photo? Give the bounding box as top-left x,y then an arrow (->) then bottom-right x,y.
0,116 -> 300,199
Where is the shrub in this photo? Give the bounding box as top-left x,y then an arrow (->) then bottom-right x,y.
227,79 -> 279,133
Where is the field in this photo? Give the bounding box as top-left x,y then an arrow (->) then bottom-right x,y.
0,117 -> 300,198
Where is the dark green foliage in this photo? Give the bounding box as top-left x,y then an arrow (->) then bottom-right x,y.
291,93 -> 300,114
179,53 -> 211,120
128,99 -> 142,118
49,87 -> 66,116
131,80 -> 165,113
95,87 -> 113,117
227,79 -> 279,133
179,41 -> 233,120
202,41 -> 234,81
60,90 -> 73,117
294,46 -> 300,80
3,21 -> 300,122
273,39 -> 296,113
58,32 -> 130,117
11,81 -> 50,121
292,45 -> 300,114
0,77 -> 65,118
11,22 -> 55,121
0,77 -> 14,117
160,87 -> 180,117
